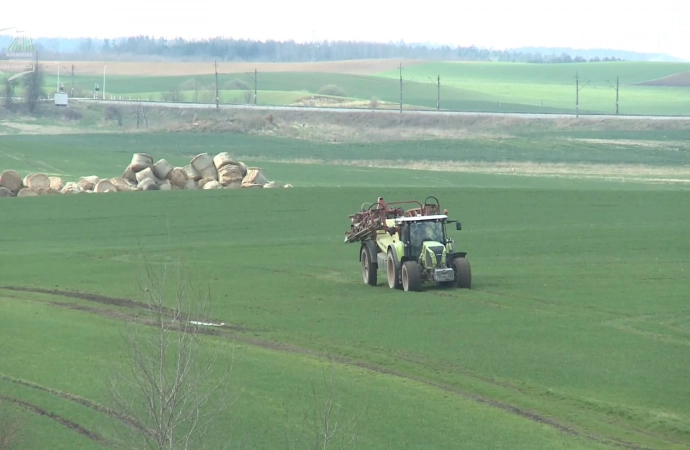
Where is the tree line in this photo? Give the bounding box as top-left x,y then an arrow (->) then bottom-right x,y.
2,35 -> 626,63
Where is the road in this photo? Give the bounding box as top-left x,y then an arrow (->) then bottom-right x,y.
74,98 -> 690,121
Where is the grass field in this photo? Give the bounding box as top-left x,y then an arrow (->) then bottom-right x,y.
34,59 -> 690,115
1,121 -> 690,449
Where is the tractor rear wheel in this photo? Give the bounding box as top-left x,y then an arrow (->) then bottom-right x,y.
402,261 -> 422,292
361,246 -> 377,286
452,257 -> 471,289
387,249 -> 401,289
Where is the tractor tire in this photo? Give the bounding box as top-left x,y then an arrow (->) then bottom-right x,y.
361,246 -> 377,286
452,257 -> 471,289
387,249 -> 401,289
401,261 -> 422,292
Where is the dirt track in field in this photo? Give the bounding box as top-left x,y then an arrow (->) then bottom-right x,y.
0,394 -> 110,446
637,71 -> 690,87
37,59 -> 424,76
0,285 -> 663,450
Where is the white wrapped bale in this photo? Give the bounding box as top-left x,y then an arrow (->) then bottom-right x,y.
218,164 -> 243,188
203,180 -> 221,190
122,167 -> 137,183
0,170 -> 22,193
135,167 -> 159,184
284,184 -> 293,188
167,168 -> 187,188
241,183 -> 263,189
49,176 -> 64,191
25,173 -> 51,190
110,177 -> 134,192
17,188 -> 39,197
78,176 -> 99,191
152,159 -> 174,180
263,181 -> 280,189
183,164 -> 201,181
0,187 -> 12,197
191,153 -> 218,180
137,178 -> 159,191
242,168 -> 267,187
159,179 -> 172,191
213,152 -> 236,170
130,153 -> 154,172
94,180 -> 117,193
183,180 -> 197,190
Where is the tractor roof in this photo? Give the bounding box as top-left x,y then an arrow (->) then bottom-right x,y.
395,214 -> 448,223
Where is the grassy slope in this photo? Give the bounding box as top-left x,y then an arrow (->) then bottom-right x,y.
1,132 -> 690,448
41,61 -> 690,114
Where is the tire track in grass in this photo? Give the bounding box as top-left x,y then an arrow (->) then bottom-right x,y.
0,286 -> 663,450
0,394 -> 111,447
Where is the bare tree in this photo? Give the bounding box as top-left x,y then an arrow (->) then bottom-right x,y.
0,399 -> 26,450
285,357 -> 369,450
106,255 -> 235,450
2,75 -> 18,109
22,56 -> 44,114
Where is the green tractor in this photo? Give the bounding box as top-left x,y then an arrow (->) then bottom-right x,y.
344,196 -> 471,292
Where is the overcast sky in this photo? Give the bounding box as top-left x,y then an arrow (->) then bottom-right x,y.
4,0 -> 689,59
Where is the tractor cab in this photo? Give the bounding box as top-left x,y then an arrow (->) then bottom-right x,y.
396,215 -> 450,259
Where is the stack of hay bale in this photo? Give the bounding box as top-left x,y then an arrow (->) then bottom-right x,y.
0,152 -> 292,198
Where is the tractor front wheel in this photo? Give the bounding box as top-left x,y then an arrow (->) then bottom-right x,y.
402,261 -> 422,292
452,257 -> 471,289
361,246 -> 377,286
387,249 -> 401,289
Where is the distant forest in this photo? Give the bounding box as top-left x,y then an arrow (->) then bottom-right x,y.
0,35 -> 681,63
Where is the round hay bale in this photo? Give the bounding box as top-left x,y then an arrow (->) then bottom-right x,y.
109,177 -> 134,192
135,167 -> 158,184
94,180 -> 117,193
243,168 -> 267,186
38,187 -> 60,195
0,187 -> 13,197
25,173 -> 51,190
166,168 -> 187,188
183,164 -> 201,181
237,161 -> 248,177
213,152 -> 236,170
122,167 -> 137,183
130,153 -> 154,172
152,159 -> 174,180
137,178 -> 159,191
0,170 -> 22,193
241,183 -> 264,189
263,181 -> 280,189
49,176 -> 64,191
61,182 -> 83,194
183,179 -> 197,190
191,153 -> 218,180
159,179 -> 172,191
203,180 -> 221,190
284,184 -> 294,188
17,188 -> 39,197
197,177 -> 217,189
22,173 -> 35,187
218,164 -> 243,188
78,176 -> 99,191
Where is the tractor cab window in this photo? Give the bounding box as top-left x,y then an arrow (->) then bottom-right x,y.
408,221 -> 445,255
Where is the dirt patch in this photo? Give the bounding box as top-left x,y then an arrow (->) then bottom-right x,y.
38,59 -> 424,77
0,121 -> 83,136
241,157 -> 690,184
636,72 -> 690,87
0,394 -> 110,446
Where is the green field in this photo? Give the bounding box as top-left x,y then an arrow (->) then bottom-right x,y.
40,61 -> 690,115
1,121 -> 690,450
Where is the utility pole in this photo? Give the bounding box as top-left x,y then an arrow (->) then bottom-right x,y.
607,76 -> 619,115
62,64 -> 74,95
575,71 -> 590,118
398,62 -> 415,114
214,60 -> 219,110
428,74 -> 440,110
246,69 -> 257,105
